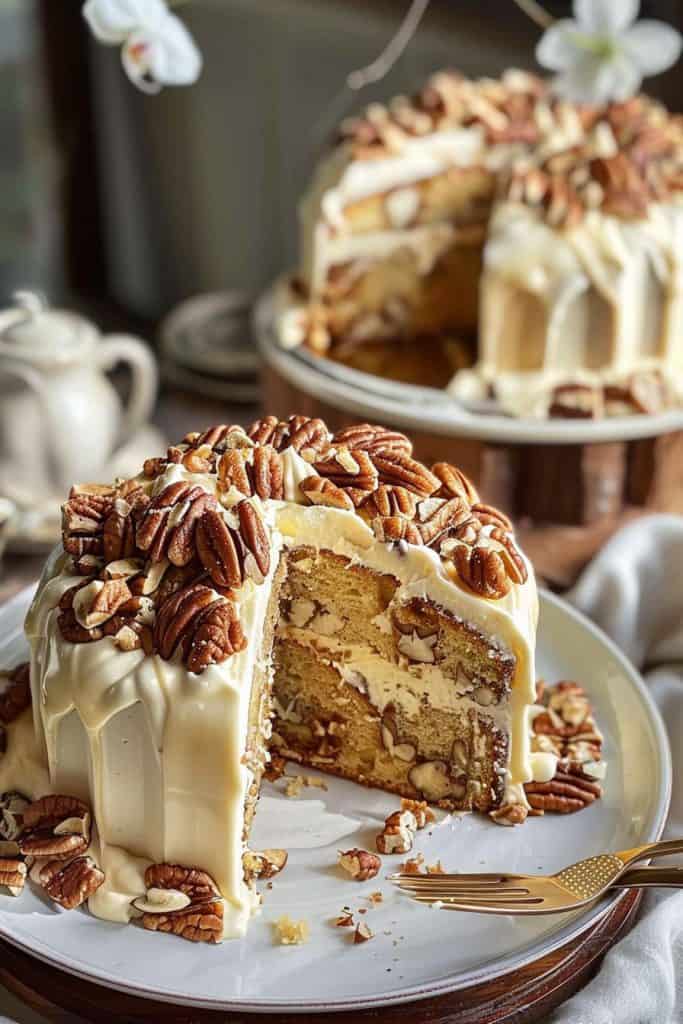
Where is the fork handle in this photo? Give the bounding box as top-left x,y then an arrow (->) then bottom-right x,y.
617,839 -> 683,867
614,866 -> 683,888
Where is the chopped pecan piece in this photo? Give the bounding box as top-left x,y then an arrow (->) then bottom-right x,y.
140,863 -> 224,944
338,849 -> 381,881
243,848 -> 288,880
353,921 -> 373,944
154,584 -> 246,673
332,423 -> 412,457
490,803 -> 529,827
42,856 -> 104,909
300,476 -> 354,511
376,810 -> 417,855
72,578 -> 132,629
0,663 -> 30,724
0,792 -> 29,842
136,482 -> 217,566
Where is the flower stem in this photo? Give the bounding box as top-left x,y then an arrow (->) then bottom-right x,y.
511,0 -> 554,30
346,0 -> 431,90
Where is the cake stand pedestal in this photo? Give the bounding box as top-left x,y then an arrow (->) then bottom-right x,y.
0,889 -> 641,1023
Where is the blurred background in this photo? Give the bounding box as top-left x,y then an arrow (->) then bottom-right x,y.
3,0 -> 681,317
0,0 -> 681,594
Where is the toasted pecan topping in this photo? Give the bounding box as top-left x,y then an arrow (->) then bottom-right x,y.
137,482 -> 217,566
154,584 -> 246,673
332,423 -> 412,457
300,475 -> 354,510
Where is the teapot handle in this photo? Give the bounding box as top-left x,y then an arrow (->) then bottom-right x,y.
95,335 -> 158,449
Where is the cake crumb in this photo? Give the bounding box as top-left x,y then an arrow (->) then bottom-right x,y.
368,891 -> 383,904
399,853 -> 424,874
427,860 -> 446,874
273,915 -> 310,945
284,774 -> 328,798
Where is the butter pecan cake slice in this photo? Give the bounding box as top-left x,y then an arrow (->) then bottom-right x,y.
10,416 -> 559,940
275,68 -> 683,418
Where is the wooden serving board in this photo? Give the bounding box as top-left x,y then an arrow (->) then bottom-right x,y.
0,889 -> 640,1023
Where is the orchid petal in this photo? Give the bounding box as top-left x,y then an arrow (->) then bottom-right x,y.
621,20 -> 682,75
143,14 -> 202,85
536,21 -> 582,71
574,0 -> 639,35
83,0 -> 168,44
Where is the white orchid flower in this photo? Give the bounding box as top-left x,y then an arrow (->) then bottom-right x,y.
536,0 -> 681,104
83,0 -> 202,93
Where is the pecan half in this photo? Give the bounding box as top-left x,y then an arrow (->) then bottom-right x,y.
252,445 -> 284,500
314,449 -> 378,491
154,584 -> 246,673
20,794 -> 91,860
361,485 -> 417,519
300,476 -> 354,511
417,496 -> 472,547
470,502 -> 513,531
141,863 -> 223,944
196,509 -> 244,589
332,423 -> 412,457
42,856 -> 104,909
0,663 -> 30,724
61,488 -> 113,557
217,449 -> 253,497
103,490 -> 149,561
451,543 -> 511,599
0,857 -> 27,896
525,768 -> 601,814
136,482 -> 217,566
72,578 -> 132,629
432,462 -> 479,503
372,452 -> 439,496
236,500 -> 271,581
372,515 -> 422,545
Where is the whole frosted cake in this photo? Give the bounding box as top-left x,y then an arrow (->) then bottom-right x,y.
4,416 -> 560,942
275,69 -> 683,418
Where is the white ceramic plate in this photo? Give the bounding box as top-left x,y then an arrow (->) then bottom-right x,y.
0,587 -> 670,1014
255,284 -> 683,446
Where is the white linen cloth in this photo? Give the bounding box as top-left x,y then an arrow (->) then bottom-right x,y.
548,515 -> 683,1024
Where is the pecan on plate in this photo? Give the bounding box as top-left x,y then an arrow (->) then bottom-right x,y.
0,858 -> 27,896
549,383 -> 603,419
525,766 -> 602,814
372,452 -> 439,497
338,849 -> 381,881
432,462 -> 479,503
313,449 -> 378,492
20,795 -> 91,860
61,486 -> 114,558
332,423 -> 412,457
138,863 -> 224,944
136,482 -> 217,566
0,792 -> 30,842
154,584 -> 246,673
40,856 -> 104,909
0,663 -> 31,724
300,475 -> 354,511
243,848 -> 288,881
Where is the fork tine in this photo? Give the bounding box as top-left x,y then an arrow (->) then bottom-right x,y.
389,872 -> 522,884
412,894 -> 545,909
394,881 -> 531,896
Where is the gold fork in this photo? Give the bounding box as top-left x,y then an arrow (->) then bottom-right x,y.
390,838 -> 683,915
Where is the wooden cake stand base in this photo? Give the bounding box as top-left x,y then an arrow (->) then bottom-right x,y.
0,890 -> 640,1023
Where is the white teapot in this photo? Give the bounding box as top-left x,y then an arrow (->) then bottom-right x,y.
0,292 -> 157,504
